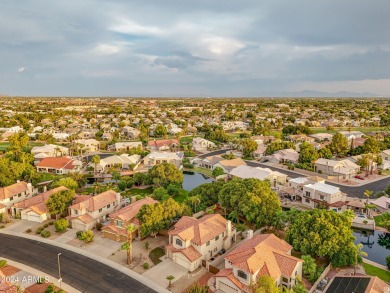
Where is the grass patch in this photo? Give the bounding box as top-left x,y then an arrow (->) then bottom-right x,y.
128,187 -> 153,196
149,247 -> 165,265
309,127 -> 387,134
180,136 -> 194,145
363,262 -> 390,282
381,170 -> 390,176
184,167 -> 214,178
173,189 -> 188,203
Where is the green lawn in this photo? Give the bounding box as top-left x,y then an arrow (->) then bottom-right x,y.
309,127 -> 387,134
363,263 -> 390,282
149,247 -> 165,265
173,189 -> 188,203
127,187 -> 153,196
183,167 -> 214,178
374,215 -> 389,229
381,170 -> 390,176
180,136 -> 194,145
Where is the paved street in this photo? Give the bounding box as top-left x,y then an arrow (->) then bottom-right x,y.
0,234 -> 157,293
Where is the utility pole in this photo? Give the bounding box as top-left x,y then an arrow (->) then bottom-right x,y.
58,253 -> 62,289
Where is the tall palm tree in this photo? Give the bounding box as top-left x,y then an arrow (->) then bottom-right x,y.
121,224 -> 137,265
91,155 -> 101,176
166,275 -> 175,288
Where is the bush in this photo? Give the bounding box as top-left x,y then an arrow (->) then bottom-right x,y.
0,260 -> 7,268
44,223 -> 49,228
76,231 -> 83,239
386,255 -> 390,269
77,230 -> 94,243
41,230 -> 51,238
96,222 -> 103,231
143,262 -> 149,269
36,228 -> 43,234
25,229 -> 32,233
0,225 -> 5,229
183,163 -> 194,169
49,221 -> 54,225
55,219 -> 68,232
318,170 -> 322,174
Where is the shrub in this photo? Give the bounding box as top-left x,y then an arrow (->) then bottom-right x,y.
0,225 -> 5,229
41,230 -> 51,238
36,228 -> 43,234
25,229 -> 32,233
386,255 -> 390,269
143,262 -> 149,269
49,221 -> 54,226
318,170 -> 322,174
76,231 -> 83,239
77,230 -> 94,243
96,222 -> 103,231
44,223 -> 49,228
55,219 -> 68,233
0,260 -> 7,268
183,163 -> 194,169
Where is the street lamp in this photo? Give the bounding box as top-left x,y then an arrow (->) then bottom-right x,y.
57,253 -> 62,289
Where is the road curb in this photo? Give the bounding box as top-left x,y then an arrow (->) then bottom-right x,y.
0,230 -> 170,293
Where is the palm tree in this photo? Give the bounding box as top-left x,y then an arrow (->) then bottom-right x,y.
354,243 -> 368,275
121,224 -> 137,265
166,275 -> 175,288
364,190 -> 374,218
91,155 -> 101,176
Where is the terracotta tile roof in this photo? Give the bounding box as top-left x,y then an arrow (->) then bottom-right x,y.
13,186 -> 68,209
69,190 -> 118,212
36,157 -> 75,169
166,244 -> 202,262
169,214 -> 228,246
147,139 -> 179,148
224,234 -> 302,279
75,213 -> 95,224
0,181 -> 28,200
215,269 -> 249,291
102,224 -> 128,236
108,197 -> 157,222
29,203 -> 47,215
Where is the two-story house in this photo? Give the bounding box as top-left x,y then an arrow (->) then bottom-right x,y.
67,190 -> 121,230
215,234 -> 303,293
13,186 -> 68,222
0,181 -> 38,215
380,149 -> 390,170
302,182 -> 347,212
280,176 -> 325,201
74,139 -> 100,153
166,214 -> 236,272
314,158 -> 360,179
102,197 -> 157,241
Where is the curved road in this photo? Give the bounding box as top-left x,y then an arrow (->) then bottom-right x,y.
199,149 -> 390,197
0,234 -> 156,293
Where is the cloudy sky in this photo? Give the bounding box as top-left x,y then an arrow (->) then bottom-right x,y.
1,0 -> 390,97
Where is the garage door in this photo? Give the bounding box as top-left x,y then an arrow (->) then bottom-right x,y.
27,213 -> 42,223
219,281 -> 239,293
174,254 -> 190,270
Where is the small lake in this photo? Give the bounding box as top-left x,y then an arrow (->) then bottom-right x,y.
353,229 -> 390,266
182,171 -> 214,191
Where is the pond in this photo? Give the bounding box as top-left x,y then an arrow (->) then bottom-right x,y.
353,229 -> 390,266
182,171 -> 214,191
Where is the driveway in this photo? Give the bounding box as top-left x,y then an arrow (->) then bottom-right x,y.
142,258 -> 188,288
78,234 -> 122,257
3,220 -> 37,233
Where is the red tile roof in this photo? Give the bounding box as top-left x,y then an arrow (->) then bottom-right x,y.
108,197 -> 157,222
147,139 -> 179,149
36,157 -> 75,169
166,244 -> 202,262
0,181 -> 28,200
13,186 -> 68,209
69,190 -> 118,212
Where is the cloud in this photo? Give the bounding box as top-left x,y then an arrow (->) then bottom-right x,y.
17,67 -> 26,73
153,51 -> 212,69
92,44 -> 121,55
109,18 -> 163,36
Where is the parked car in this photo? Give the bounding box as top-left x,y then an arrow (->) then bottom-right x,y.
355,175 -> 364,180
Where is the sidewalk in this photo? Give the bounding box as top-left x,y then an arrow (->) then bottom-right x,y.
363,258 -> 389,271
0,230 -> 170,293
1,258 -> 81,293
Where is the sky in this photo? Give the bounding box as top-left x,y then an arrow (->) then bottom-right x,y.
1,0 -> 390,97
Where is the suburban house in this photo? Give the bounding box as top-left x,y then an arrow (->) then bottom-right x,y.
250,135 -> 276,145
166,214 -> 236,272
314,158 -> 360,178
339,130 -> 364,140
214,234 -> 303,293
197,155 -> 224,169
74,139 -> 100,152
264,149 -> 299,164
67,190 -> 121,230
92,154 -> 141,172
143,152 -> 183,169
109,141 -> 143,152
12,186 -> 68,222
280,176 -> 325,201
324,276 -> 388,293
380,149 -> 390,170
347,155 -> 377,171
121,126 -> 141,139
369,196 -> 390,213
301,182 -> 347,212
253,145 -> 267,160
31,144 -> 69,158
147,139 -> 179,151
286,134 -> 315,143
102,197 -> 158,241
229,165 -> 288,187
0,181 -> 38,215
213,158 -> 247,173
192,137 -> 216,152
309,133 -> 334,142
36,157 -> 82,174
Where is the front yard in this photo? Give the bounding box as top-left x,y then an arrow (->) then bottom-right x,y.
363,263 -> 390,282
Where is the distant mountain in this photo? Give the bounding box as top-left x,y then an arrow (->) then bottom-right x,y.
280,90 -> 382,98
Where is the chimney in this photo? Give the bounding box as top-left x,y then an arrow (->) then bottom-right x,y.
27,183 -> 33,194
226,220 -> 232,237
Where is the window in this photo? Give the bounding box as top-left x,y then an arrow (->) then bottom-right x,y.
305,191 -> 311,197
282,277 -> 289,283
117,220 -> 122,227
237,270 -> 247,280
107,204 -> 111,208
99,208 -> 102,213
74,209 -> 78,215
320,195 -> 324,200
222,232 -> 224,237
206,241 -> 210,246
215,235 -> 219,241
176,239 -> 182,246
305,199 -> 310,203
10,197 -> 13,201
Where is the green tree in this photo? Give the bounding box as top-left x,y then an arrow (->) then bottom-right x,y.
363,137 -> 381,155
154,124 -> 167,137
187,284 -> 209,293
386,255 -> 390,270
54,218 -> 68,232
298,142 -> 319,164
212,166 -> 224,177
254,275 -> 279,293
51,177 -> 78,190
188,181 -> 226,210
46,189 -> 75,217
318,147 -> 333,159
91,155 -> 101,175
286,209 -> 357,267
328,133 -> 349,157
121,224 -> 137,265
241,138 -> 258,158
149,163 -> 184,187
153,187 -> 170,201
112,171 -> 121,183
301,255 -> 317,283
166,275 -> 175,288
353,244 -> 367,275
